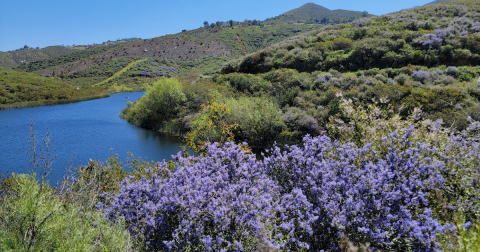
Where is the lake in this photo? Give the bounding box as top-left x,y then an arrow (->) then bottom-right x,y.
0,92 -> 185,184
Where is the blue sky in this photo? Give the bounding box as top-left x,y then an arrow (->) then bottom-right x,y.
0,0 -> 435,52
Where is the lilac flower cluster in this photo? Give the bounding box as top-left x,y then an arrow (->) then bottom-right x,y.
263,131 -> 447,251
472,22 -> 480,33
99,142 -> 316,251
317,73 -> 335,85
421,29 -> 452,49
411,70 -> 430,82
422,36 -> 443,49
158,66 -> 179,74
447,66 -> 458,76
100,130 -> 449,251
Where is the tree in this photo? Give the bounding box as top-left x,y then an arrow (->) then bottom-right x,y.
210,23 -> 216,28
203,21 -> 209,27
122,78 -> 186,129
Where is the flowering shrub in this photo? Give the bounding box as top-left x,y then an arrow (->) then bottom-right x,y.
446,66 -> 458,76
99,142 -> 316,251
263,132 -> 447,251
411,70 -> 430,83
101,129 -> 455,251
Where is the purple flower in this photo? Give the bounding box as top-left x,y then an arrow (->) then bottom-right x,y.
412,70 -> 430,82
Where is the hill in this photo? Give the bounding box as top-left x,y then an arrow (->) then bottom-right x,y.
12,3 -> 381,90
0,46 -> 82,69
264,2 -> 373,25
121,0 -> 480,149
0,68 -> 106,108
17,23 -> 321,88
424,0 -> 456,5
223,0 -> 480,74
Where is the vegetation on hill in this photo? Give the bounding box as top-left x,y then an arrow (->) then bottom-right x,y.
16,42 -> 135,73
0,68 -> 106,108
223,0 -> 480,73
10,3 -> 376,93
122,0 -> 480,148
0,46 -> 82,69
264,2 -> 372,25
12,23 -> 322,93
425,0 -> 456,5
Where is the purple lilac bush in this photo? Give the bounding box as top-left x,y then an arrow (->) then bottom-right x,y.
98,142 -> 316,251
100,127 -> 451,251
263,131 -> 447,251
411,70 -> 430,83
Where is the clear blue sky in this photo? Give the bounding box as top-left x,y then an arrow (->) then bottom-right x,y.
0,0 -> 434,52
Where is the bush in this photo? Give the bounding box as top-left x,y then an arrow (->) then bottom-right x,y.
411,70 -> 430,83
447,66 -> 458,76
99,143 -> 315,251
121,77 -> 186,129
224,97 -> 285,148
0,173 -> 134,251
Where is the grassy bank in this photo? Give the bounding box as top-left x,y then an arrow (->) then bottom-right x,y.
0,93 -> 110,110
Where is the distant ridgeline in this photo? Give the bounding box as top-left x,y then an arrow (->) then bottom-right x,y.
424,0 -> 456,5
0,46 -> 81,69
264,2 -> 373,25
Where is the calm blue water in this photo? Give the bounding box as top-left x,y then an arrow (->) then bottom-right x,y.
0,92 -> 185,183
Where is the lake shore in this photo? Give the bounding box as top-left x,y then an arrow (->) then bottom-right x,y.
0,93 -> 111,110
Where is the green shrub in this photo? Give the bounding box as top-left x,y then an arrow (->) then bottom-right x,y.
121,77 -> 186,129
0,173 -> 134,251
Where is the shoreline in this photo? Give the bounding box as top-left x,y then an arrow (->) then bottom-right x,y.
0,94 -> 111,110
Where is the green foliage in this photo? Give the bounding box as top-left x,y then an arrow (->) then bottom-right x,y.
0,68 -> 107,107
224,97 -> 285,148
16,43 -> 132,73
0,46 -> 81,69
121,77 -> 186,129
0,173 -> 134,252
224,0 -> 480,74
185,99 -> 239,153
215,72 -> 272,93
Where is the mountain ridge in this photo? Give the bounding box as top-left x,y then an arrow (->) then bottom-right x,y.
264,2 -> 373,25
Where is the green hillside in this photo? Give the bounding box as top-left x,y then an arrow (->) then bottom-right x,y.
264,2 -> 373,25
122,0 -> 480,149
223,0 -> 480,73
0,68 -> 106,108
16,23 -> 321,90
0,46 -> 82,69
11,3 -> 379,92
424,0 -> 456,5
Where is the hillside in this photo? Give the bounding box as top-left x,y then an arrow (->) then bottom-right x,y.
122,0 -> 480,148
264,2 -> 373,25
12,3 -> 381,90
2,1 -> 480,251
223,0 -> 480,74
17,23 -> 321,88
0,68 -> 106,108
424,0 -> 456,5
0,46 -> 82,69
